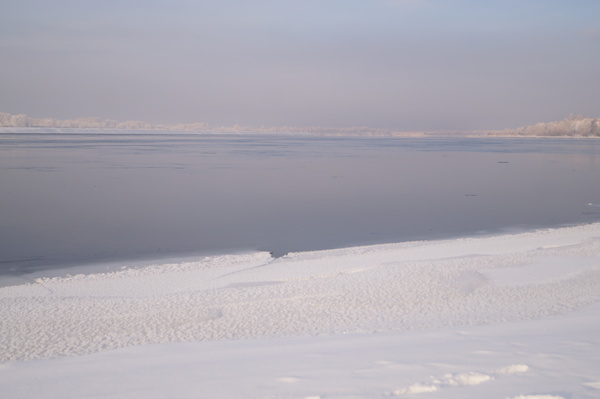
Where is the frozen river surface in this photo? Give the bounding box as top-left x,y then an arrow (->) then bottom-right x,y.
1,132 -> 600,275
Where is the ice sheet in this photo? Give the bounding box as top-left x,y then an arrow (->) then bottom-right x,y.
3,134 -> 600,274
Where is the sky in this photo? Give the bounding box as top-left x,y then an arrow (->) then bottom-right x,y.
1,0 -> 599,131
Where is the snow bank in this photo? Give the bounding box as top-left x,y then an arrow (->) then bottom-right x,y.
1,300 -> 599,398
2,223 -> 599,364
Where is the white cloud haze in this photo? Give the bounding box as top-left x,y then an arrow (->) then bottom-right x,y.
1,1 -> 599,131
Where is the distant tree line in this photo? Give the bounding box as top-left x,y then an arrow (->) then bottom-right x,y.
0,112 -> 160,130
488,114 -> 600,137
2,111 -> 598,137
0,112 -> 414,136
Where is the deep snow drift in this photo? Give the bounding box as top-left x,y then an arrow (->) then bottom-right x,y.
1,223 -> 600,398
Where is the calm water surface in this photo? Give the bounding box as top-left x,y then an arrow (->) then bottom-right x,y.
1,133 -> 600,275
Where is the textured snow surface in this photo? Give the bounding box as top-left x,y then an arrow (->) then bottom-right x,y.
1,223 -> 600,398
1,302 -> 599,398
2,223 -> 600,363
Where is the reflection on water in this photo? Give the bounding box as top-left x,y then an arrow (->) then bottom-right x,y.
1,133 -> 600,275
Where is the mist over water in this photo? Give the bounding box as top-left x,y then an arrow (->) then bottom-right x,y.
1,133 -> 600,275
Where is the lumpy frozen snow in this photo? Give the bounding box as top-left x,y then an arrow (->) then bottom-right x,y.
1,223 -> 600,398
2,222 -> 599,363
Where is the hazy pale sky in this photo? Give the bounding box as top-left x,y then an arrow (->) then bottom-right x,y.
1,0 -> 599,130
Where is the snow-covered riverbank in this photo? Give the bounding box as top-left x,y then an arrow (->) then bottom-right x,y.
2,223 -> 599,398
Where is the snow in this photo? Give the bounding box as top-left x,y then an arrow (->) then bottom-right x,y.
1,223 -> 600,398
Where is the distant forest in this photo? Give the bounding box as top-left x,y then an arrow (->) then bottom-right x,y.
0,112 -> 414,136
488,114 -> 600,137
1,112 -> 599,137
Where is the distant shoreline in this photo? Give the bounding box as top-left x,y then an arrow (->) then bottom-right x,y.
1,126 -> 600,139
2,112 -> 599,138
